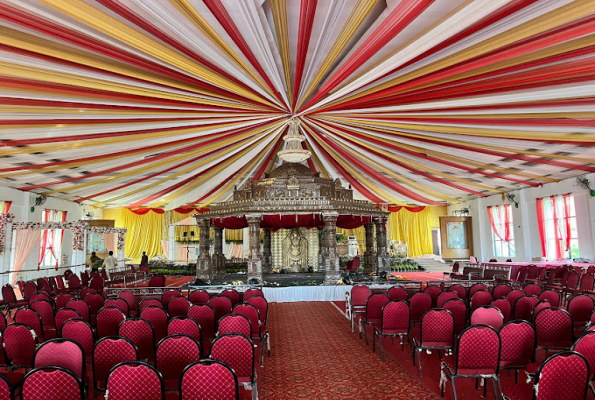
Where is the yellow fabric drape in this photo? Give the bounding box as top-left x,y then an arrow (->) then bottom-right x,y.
388,208 -> 433,257
171,211 -> 199,241
337,227 -> 365,255
103,208 -> 164,262
429,206 -> 448,229
225,229 -> 244,242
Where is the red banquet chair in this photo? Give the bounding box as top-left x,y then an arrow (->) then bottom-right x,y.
155,334 -> 202,390
217,313 -> 252,339
443,298 -> 468,334
92,336 -> 138,397
492,284 -> 513,299
221,289 -> 241,306
373,300 -> 411,360
440,325 -> 502,399
208,295 -> 233,321
3,323 -> 38,370
167,316 -> 202,345
534,307 -> 574,353
412,308 -> 455,377
409,292 -> 432,324
65,299 -> 90,323
117,290 -> 135,315
567,294 -> 595,332
387,286 -> 409,302
503,351 -> 589,400
347,284 -> 371,332
359,293 -> 389,345
187,304 -> 216,344
437,290 -> 459,308
104,298 -> 129,316
180,360 -> 239,400
498,320 -> 535,384
233,303 -> 269,365
140,306 -> 169,344
470,305 -> 504,330
571,331 -> 595,396
33,338 -> 86,393
491,297 -> 512,323
61,319 -> 95,363
539,289 -> 561,308
55,293 -> 74,311
118,318 -> 155,361
470,290 -> 492,312
210,333 -> 257,400
513,295 -> 540,321
95,306 -> 126,338
54,308 -> 81,337
21,366 -> 84,400
161,289 -> 182,308
14,308 -> 44,342
188,289 -> 210,305
137,298 -> 163,313
106,361 -> 164,400
83,293 -> 104,327
0,371 -> 19,400
243,288 -> 264,301
506,289 -> 525,309
166,296 -> 191,319
29,300 -> 55,339
424,285 -> 442,308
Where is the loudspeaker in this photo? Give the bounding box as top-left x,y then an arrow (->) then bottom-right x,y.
190,231 -> 195,237
183,232 -> 188,238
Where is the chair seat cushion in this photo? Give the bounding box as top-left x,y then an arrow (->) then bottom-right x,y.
500,359 -> 531,368
365,318 -> 380,325
442,354 -> 497,375
379,328 -> 408,335
421,341 -> 452,348
4,371 -> 24,387
538,340 -> 573,349
525,362 -> 539,375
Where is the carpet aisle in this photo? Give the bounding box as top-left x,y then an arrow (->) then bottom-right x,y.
260,302 -> 437,399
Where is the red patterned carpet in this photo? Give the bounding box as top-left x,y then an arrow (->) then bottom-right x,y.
260,302 -> 437,399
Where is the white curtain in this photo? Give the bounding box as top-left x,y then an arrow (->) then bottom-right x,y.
102,233 -> 115,254
12,229 -> 41,284
161,240 -> 169,258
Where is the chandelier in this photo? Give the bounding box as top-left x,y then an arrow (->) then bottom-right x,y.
277,119 -> 311,163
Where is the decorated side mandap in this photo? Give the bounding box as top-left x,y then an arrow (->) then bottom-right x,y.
194,119 -> 390,284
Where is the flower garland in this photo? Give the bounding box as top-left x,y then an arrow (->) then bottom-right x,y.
0,213 -> 15,255
12,220 -> 89,251
87,227 -> 127,250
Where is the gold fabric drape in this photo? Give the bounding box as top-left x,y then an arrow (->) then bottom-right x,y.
336,227 -> 365,255
225,229 -> 243,242
388,208 -> 433,257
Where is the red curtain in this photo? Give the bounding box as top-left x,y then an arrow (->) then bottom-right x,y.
550,195 -> 562,260
387,205 -> 426,212
128,208 -> 165,215
562,194 -> 572,252
210,214 -> 374,231
56,211 -> 67,270
128,207 -> 208,215
1,201 -> 11,214
38,209 -> 51,269
536,198 -> 547,257
487,205 -> 510,242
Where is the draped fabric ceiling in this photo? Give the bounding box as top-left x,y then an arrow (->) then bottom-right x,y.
2,0 -> 595,210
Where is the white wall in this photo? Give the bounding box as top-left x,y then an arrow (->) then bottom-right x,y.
0,186 -> 81,285
448,173 -> 595,263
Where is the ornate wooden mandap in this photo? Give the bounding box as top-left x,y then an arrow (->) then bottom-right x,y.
193,120 -> 389,283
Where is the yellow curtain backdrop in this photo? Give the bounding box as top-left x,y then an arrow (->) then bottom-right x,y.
429,205 -> 448,228
225,229 -> 243,242
388,207 -> 432,257
336,227 -> 366,255
171,211 -> 199,241
102,208 -> 164,262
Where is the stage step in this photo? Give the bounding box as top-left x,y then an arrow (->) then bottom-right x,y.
413,258 -> 451,272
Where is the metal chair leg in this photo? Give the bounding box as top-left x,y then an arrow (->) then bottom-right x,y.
418,350 -> 423,377
452,377 -> 458,400
372,329 -> 376,352
379,335 -> 384,361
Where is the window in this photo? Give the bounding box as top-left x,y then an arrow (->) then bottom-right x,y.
537,194 -> 578,260
487,205 -> 515,258
39,209 -> 67,267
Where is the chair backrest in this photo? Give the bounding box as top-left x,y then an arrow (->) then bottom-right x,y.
148,276 -> 165,288
55,308 -> 82,336
92,336 -> 138,392
89,276 -> 104,292
364,293 -> 390,322
167,317 -> 202,344
187,304 -> 216,341
245,296 -> 268,327
539,289 -> 561,308
448,284 -> 467,301
523,283 -> 542,296
208,296 -> 233,321
243,288 -> 264,300
534,351 -> 589,400
442,298 -> 467,334
119,318 -> 155,361
470,306 -> 504,330
180,360 -> 239,400
33,338 -> 85,379
3,323 -> 38,368
498,320 -> 535,367
221,289 -> 241,306
140,306 -> 169,344
534,307 -> 574,349
568,295 -> 595,329
531,300 -> 551,322
455,325 -> 500,375
155,334 -> 202,389
491,298 -> 512,323
188,289 -> 210,305
436,291 -> 459,308
423,285 -> 442,307
161,289 -> 183,307
80,271 -> 89,287
23,282 -> 37,301
387,286 -> 408,301
55,293 -> 74,310
30,299 -> 55,330
28,292 -> 50,305
571,331 -> 595,378
83,292 -> 105,318
470,290 -> 492,311
56,276 -> 66,290
233,303 -> 261,338
350,285 -> 372,307
21,366 -> 84,400
209,333 -> 255,383
167,296 -> 191,319
579,273 -> 595,292
218,313 -> 252,339
118,290 -> 135,311
527,265 -> 540,280
104,298 -> 129,316
80,288 -> 97,299
96,306 -> 126,338
14,307 -> 44,341
517,267 -> 529,282
506,289 -> 525,308
566,271 -> 580,289
62,319 -> 94,362
68,275 -> 81,290
1,285 -> 16,304
513,295 -> 540,321
0,373 -> 12,400
419,308 -> 454,348
378,300 -> 409,334
0,313 -> 6,332
405,292 -> 429,322
138,298 -> 164,313
469,283 -> 488,297
106,361 -> 164,400
65,299 -> 90,322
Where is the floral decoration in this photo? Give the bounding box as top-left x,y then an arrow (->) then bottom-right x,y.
87,227 -> 127,250
13,220 -> 89,251
0,213 -> 15,255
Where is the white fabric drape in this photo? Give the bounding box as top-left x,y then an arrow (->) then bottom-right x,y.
13,229 -> 41,284
224,243 -> 243,259
102,233 -> 115,253
161,240 -> 169,258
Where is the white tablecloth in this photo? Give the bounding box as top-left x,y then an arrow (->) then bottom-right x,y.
263,286 -> 350,302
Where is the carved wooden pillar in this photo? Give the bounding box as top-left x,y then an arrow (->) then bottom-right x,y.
212,226 -> 226,276
322,213 -> 339,281
246,214 -> 262,281
318,227 -> 326,271
375,217 -> 389,273
262,228 -> 272,273
196,218 -> 212,280
363,223 -> 377,274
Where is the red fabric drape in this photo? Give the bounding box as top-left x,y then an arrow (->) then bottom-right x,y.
487,205 -> 510,242
210,214 -> 374,231
38,209 -> 51,269
550,195 -> 562,260
536,198 -> 547,257
128,207 -> 208,215
128,208 -> 165,215
387,205 -> 426,212
562,194 -> 571,252
1,201 -> 11,214
56,211 -> 67,270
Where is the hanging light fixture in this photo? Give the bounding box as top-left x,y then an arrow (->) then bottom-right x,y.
277,118 -> 311,163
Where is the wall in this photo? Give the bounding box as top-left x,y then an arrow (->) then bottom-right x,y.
448,173 -> 595,263
0,186 -> 80,286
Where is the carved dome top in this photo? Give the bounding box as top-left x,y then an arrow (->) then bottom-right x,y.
268,162 -> 315,179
